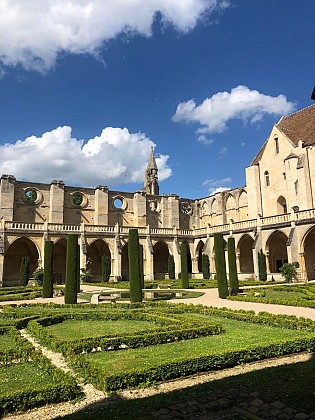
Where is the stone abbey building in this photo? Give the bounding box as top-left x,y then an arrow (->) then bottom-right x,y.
1,105 -> 315,286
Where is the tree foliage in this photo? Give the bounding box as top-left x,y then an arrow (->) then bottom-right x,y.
20,256 -> 30,286
214,233 -> 228,298
180,242 -> 189,288
168,254 -> 175,280
128,229 -> 142,303
64,234 -> 79,304
102,255 -> 111,283
258,249 -> 267,281
202,253 -> 210,279
279,263 -> 297,282
227,237 -> 239,294
42,241 -> 54,298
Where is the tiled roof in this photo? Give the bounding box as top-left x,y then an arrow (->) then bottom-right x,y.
277,104 -> 315,146
251,104 -> 315,165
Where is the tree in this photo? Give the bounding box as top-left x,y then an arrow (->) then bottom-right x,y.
102,255 -> 111,283
227,237 -> 239,295
279,262 -> 297,282
168,254 -> 175,280
202,253 -> 210,279
128,229 -> 142,303
20,256 -> 30,286
64,234 -> 79,304
180,242 -> 189,288
139,244 -> 144,289
214,233 -> 228,298
258,249 -> 267,281
42,241 -> 54,298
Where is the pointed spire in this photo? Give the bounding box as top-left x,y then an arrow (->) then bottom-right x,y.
144,146 -> 159,195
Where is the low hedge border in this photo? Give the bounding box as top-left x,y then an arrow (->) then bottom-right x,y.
0,327 -> 36,365
74,336 -> 315,391
26,312 -> 223,355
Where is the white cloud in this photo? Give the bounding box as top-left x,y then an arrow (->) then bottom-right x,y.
202,177 -> 231,194
172,85 -> 296,134
0,126 -> 172,187
218,146 -> 228,156
0,0 -> 230,72
197,134 -> 213,145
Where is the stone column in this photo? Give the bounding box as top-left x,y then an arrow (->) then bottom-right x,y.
145,236 -> 154,280
113,234 -> 122,281
94,185 -> 108,225
252,248 -> 259,279
49,180 -> 65,223
0,254 -> 4,287
0,175 -> 16,221
173,236 -> 181,279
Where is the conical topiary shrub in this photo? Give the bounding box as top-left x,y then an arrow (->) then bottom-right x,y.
20,256 -> 30,286
168,254 -> 175,280
214,233 -> 228,298
42,240 -> 54,298
180,242 -> 189,289
227,237 -> 239,295
64,234 -> 79,304
202,253 -> 210,279
128,229 -> 142,303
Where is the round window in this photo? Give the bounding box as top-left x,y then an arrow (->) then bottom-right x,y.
25,189 -> 37,203
72,192 -> 84,206
113,197 -> 123,209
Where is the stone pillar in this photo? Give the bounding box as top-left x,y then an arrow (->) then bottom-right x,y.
236,252 -> 241,273
145,236 -> 154,280
49,180 -> 65,223
173,237 -> 181,279
0,254 -> 4,287
168,195 -> 180,228
252,248 -> 259,279
191,257 -> 199,275
94,185 -> 108,225
113,234 -> 122,281
0,174 -> 16,221
133,191 -> 147,227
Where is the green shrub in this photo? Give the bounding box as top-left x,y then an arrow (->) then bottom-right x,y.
280,263 -> 297,282
101,255 -> 111,283
32,267 -> 44,286
214,233 -> 228,298
227,237 -> 239,294
168,254 -> 175,280
64,235 -> 79,304
258,249 -> 267,281
42,241 -> 54,298
202,254 -> 210,279
128,229 -> 142,303
20,256 -> 30,286
180,243 -> 189,288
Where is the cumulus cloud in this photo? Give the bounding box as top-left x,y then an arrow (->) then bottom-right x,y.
197,134 -> 213,145
172,85 -> 296,134
0,0 -> 230,72
202,177 -> 231,194
0,126 -> 171,187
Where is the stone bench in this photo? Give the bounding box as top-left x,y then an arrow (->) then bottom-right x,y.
90,293 -> 116,304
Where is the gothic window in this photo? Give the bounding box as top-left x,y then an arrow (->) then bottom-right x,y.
294,180 -> 298,195
277,196 -> 287,214
274,136 -> 279,154
265,171 -> 270,186
181,202 -> 192,215
22,187 -> 42,205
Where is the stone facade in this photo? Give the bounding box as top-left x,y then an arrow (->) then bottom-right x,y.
1,105 -> 315,286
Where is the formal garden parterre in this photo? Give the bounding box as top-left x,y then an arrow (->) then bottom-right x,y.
1,301 -> 315,415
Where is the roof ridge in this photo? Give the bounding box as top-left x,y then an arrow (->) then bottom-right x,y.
280,103 -> 315,121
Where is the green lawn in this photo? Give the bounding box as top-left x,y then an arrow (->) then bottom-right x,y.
45,319 -> 162,341
84,315 -> 313,374
230,284 -> 315,308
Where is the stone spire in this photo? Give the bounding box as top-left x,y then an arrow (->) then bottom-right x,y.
144,146 -> 159,195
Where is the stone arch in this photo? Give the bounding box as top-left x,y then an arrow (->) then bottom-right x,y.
87,239 -> 111,281
266,230 -> 288,273
237,234 -> 254,274
153,241 -> 169,278
277,196 -> 288,214
3,237 -> 40,286
53,238 -> 67,284
121,242 -> 129,281
301,226 -> 315,280
195,240 -> 205,273
225,194 -> 236,221
182,241 -> 192,274
238,190 -> 248,207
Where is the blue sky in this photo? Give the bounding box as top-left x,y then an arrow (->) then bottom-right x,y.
0,0 -> 314,198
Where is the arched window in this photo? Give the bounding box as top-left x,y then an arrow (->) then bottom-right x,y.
274,136 -> 279,154
277,196 -> 287,214
265,171 -> 270,187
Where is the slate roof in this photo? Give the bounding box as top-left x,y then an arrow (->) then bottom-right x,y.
251,104 -> 315,166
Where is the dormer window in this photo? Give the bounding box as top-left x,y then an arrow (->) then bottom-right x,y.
265,171 -> 270,186
275,136 -> 279,154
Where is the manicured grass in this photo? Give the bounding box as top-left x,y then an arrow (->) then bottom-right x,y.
45,319 -> 162,341
0,362 -> 60,395
229,284 -> 315,308
84,315 -> 314,374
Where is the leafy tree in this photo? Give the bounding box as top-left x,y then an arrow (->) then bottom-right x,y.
102,255 -> 111,283
20,256 -> 30,286
258,249 -> 267,281
168,254 -> 175,280
280,262 -> 297,282
214,233 -> 228,298
180,242 -> 189,288
42,241 -> 54,298
128,229 -> 142,303
64,234 -> 79,304
202,253 -> 210,279
227,237 -> 239,295
32,267 -> 44,286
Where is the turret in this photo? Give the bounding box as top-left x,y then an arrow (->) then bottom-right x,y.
144,146 -> 159,195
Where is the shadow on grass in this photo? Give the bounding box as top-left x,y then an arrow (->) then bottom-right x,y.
56,353 -> 315,420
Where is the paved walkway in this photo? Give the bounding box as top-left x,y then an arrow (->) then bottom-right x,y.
2,284 -> 315,321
